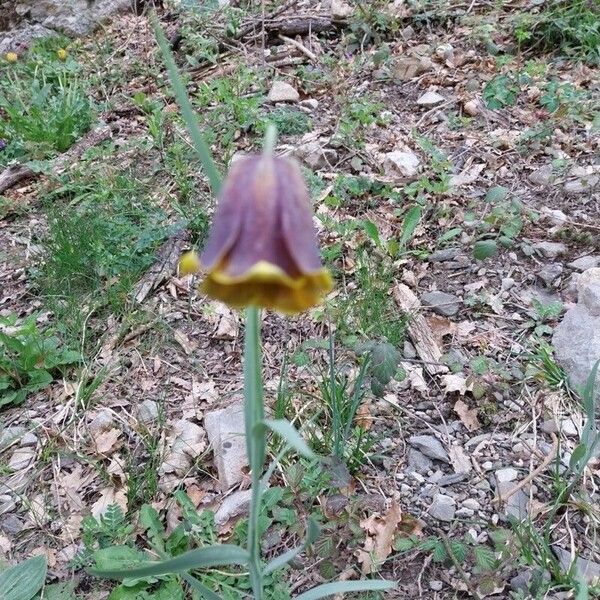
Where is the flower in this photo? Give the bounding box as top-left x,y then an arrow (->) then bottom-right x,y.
5,52 -> 17,63
57,48 -> 68,61
183,154 -> 333,314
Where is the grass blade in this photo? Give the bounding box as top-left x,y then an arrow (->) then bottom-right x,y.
260,419 -> 314,459
90,544 -> 249,579
295,579 -> 395,600
151,12 -> 222,195
182,573 -> 222,600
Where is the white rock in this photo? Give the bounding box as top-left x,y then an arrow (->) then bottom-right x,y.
214,490 -> 252,526
463,100 -> 480,116
533,241 -> 567,259
8,447 -> 36,471
137,399 -> 159,425
299,98 -> 319,110
384,149 -> 421,178
568,256 -> 600,272
462,498 -> 481,510
294,140 -> 337,169
331,0 -> 354,19
541,206 -> 566,225
429,493 -> 456,521
578,267 -> 600,315
268,81 -> 300,103
409,435 -> 449,463
529,166 -> 555,187
205,401 -> 248,491
495,467 -> 519,483
417,91 -> 445,106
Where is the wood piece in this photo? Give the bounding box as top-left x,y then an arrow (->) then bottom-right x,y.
0,123 -> 112,195
132,229 -> 191,304
0,165 -> 34,195
277,34 -> 318,62
393,284 -> 449,376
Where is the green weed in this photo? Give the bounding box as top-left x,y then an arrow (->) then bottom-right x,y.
0,313 -> 81,409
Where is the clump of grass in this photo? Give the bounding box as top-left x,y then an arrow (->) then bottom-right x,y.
0,37 -> 93,165
513,0 -> 600,64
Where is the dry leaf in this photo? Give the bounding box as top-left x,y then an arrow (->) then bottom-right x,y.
355,402 -> 374,430
173,329 -> 197,355
450,162 -> 486,187
160,419 -> 206,476
426,315 -> 456,347
91,486 -> 127,518
442,374 -> 474,396
453,399 -> 481,432
93,427 -> 121,454
449,445 -> 472,474
0,533 -> 11,555
357,501 -> 403,574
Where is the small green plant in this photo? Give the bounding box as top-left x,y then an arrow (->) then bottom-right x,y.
346,1 -> 401,50
0,65 -> 93,165
483,74 -> 520,109
264,107 -> 312,136
0,313 -> 81,409
511,0 -> 600,64
335,97 -> 389,147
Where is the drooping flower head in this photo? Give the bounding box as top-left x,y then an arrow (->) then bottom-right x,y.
181,154 -> 332,314
57,49 -> 68,61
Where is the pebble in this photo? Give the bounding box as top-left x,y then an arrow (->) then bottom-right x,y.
429,493 -> 456,522
533,241 -> 567,259
568,255 -> 600,271
455,507 -> 474,518
407,447 -> 433,473
421,291 -> 460,317
429,580 -> 443,591
462,498 -> 481,510
429,248 -> 461,262
299,98 -> 319,110
137,399 -> 159,425
564,175 -> 599,196
463,99 -> 480,116
537,263 -> 563,286
417,91 -> 445,106
384,148 -> 421,178
409,435 -> 449,463
528,165 -> 554,186
541,418 -> 578,437
268,81 -> 300,103
482,461 -> 493,470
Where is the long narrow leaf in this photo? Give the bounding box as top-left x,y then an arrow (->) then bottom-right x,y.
295,579 -> 395,600
263,518 -> 320,576
260,419 -> 314,458
90,544 -> 249,579
181,573 -> 222,600
151,13 -> 222,195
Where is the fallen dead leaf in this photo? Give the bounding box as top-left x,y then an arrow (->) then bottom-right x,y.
453,399 -> 481,432
355,402 -> 374,430
357,501 -> 403,574
173,329 -> 197,355
449,445 -> 472,474
442,374 -> 474,396
93,427 -> 121,455
91,486 -> 128,518
426,315 -> 456,347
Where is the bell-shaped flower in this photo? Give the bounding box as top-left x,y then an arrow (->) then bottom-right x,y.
181,154 -> 332,314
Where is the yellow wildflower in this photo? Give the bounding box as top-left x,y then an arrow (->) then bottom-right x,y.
57,48 -> 68,61
5,52 -> 17,63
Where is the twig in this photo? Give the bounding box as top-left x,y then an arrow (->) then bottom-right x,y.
499,432 -> 559,503
277,34 -> 318,62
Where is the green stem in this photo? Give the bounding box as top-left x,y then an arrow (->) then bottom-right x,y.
262,123 -> 277,156
244,306 -> 265,599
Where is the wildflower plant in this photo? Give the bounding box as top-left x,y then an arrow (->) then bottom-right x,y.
90,14 -> 395,599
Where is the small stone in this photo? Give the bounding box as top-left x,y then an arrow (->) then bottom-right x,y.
214,490 -> 252,526
496,481 -> 529,520
331,0 -> 354,19
429,493 -> 456,521
409,435 -> 449,463
294,140 -> 337,169
429,248 -> 460,262
8,447 -> 36,470
400,25 -> 415,40
384,149 -> 421,178
436,472 -> 468,486
541,418 -> 578,437
578,267 -> 600,315
482,461 -> 493,470
533,241 -> 568,259
553,546 -> 600,585
495,467 -> 519,483
501,277 -> 515,291
0,426 -> 26,449
529,165 -> 554,186
19,433 -> 38,446
510,568 -> 550,593
455,507 -> 474,518
406,448 -> 433,473
564,175 -> 599,196
268,81 -> 300,103
0,514 -> 24,535
299,98 -> 319,110
568,256 -> 600,272
137,399 -> 159,425
421,291 -> 460,316
403,340 -> 417,359
462,498 -> 481,510
417,91 -> 445,106
463,99 -> 480,116
541,206 -> 567,226
538,263 -> 563,286
429,580 -> 443,591
205,401 -> 248,491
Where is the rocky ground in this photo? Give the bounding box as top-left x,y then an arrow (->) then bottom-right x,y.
0,1 -> 599,599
